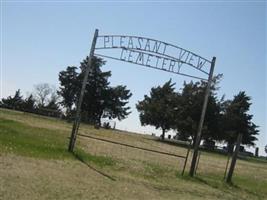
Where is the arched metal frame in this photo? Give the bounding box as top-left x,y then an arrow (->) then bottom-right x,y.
95,35 -> 211,81
68,29 -> 216,177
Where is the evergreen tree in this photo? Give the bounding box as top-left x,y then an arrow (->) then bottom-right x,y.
22,94 -> 36,112
136,80 -> 177,140
174,75 -> 223,144
43,98 -> 61,117
222,91 -> 259,150
58,56 -> 132,126
80,56 -> 111,125
58,66 -> 79,117
102,85 -> 132,121
1,89 -> 24,110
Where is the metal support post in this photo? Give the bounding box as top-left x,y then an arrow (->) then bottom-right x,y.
223,153 -> 231,180
189,57 -> 216,177
195,151 -> 201,175
181,140 -> 192,176
68,29 -> 99,152
226,133 -> 243,183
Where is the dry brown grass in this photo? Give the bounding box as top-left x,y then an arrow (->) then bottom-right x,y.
1,108 -> 267,200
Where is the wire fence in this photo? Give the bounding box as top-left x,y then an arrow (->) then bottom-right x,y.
2,108 -> 266,183
77,128 -> 190,173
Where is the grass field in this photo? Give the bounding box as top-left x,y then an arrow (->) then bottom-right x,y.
0,108 -> 267,200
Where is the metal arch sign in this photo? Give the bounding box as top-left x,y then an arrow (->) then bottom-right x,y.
95,35 -> 212,81
68,29 -> 216,178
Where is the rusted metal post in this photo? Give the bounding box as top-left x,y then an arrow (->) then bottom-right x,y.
181,140 -> 192,176
224,153 -> 231,180
195,151 -> 201,175
189,57 -> 216,177
226,133 -> 243,183
68,29 -> 99,152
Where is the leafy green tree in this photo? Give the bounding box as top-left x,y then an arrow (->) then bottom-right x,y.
222,91 -> 259,151
136,80 -> 178,140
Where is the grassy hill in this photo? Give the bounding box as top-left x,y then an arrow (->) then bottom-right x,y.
0,108 -> 266,200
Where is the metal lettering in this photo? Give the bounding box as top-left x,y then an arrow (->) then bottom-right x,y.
162,58 -> 168,70
146,54 -> 152,66
184,51 -> 191,63
169,60 -> 176,71
188,54 -> 195,65
96,35 -> 212,78
162,43 -> 168,55
104,36 -> 109,48
111,36 -> 114,47
179,49 -> 187,61
152,41 -> 161,53
178,60 -> 184,68
120,36 -> 126,47
144,39 -> 151,51
137,37 -> 143,49
155,56 -> 161,67
177,63 -> 182,73
128,37 -> 134,49
128,50 -> 133,62
120,48 -> 127,60
136,51 -> 144,65
197,57 -> 206,69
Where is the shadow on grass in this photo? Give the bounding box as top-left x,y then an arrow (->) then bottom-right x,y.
180,173 -> 263,198
72,151 -> 116,181
196,176 -> 263,199
194,176 -> 221,190
178,173 -> 227,190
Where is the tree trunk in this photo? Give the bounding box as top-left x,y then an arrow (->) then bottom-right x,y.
227,142 -> 234,154
161,129 -> 166,140
94,116 -> 101,129
66,107 -> 71,118
192,135 -> 196,147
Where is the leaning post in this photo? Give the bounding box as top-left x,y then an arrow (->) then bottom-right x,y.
226,133 -> 243,183
68,29 -> 99,152
181,140 -> 192,176
189,57 -> 216,176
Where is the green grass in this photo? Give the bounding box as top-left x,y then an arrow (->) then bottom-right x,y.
0,117 -> 115,168
239,155 -> 267,164
176,172 -> 267,199
143,161 -> 176,180
74,148 -> 116,168
233,175 -> 267,198
0,118 -> 70,159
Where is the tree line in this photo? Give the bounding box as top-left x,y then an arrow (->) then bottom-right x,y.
136,76 -> 259,151
0,56 -> 259,151
0,56 -> 132,128
0,84 -> 62,117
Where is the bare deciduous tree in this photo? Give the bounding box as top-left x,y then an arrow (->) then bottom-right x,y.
33,83 -> 57,107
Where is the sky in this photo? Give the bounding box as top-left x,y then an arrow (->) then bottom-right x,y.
1,1 -> 266,155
